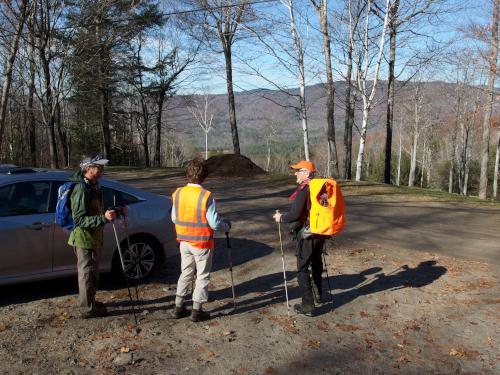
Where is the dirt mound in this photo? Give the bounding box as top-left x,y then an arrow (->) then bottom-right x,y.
205,154 -> 266,177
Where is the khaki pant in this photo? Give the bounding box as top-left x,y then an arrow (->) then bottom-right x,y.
75,247 -> 101,314
176,242 -> 213,304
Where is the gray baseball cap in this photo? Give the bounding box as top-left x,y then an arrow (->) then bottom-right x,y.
80,155 -> 109,169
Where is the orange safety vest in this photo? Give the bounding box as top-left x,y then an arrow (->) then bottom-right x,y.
172,185 -> 214,249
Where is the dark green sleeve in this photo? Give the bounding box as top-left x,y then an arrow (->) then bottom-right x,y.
70,184 -> 107,228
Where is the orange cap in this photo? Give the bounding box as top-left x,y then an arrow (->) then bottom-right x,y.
290,160 -> 316,172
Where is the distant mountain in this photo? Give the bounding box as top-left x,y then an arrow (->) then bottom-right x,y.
165,81 -> 493,150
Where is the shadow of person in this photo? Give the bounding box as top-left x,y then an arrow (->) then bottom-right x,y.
315,260 -> 447,316
329,267 -> 382,290
208,271 -> 301,316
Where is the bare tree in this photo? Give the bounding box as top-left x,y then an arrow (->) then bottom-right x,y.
354,0 -> 391,181
281,0 -> 310,160
478,0 -> 499,199
33,0 -> 70,168
239,1 -> 314,161
187,93 -> 215,160
180,0 -> 255,155
338,0 -> 364,179
310,0 -> 339,175
493,124 -> 499,199
370,0 -> 437,184
149,33 -> 195,167
0,0 -> 29,155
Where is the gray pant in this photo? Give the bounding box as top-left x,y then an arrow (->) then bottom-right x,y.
75,247 -> 100,313
176,242 -> 213,305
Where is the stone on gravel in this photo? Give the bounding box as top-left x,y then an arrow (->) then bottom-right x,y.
113,352 -> 133,366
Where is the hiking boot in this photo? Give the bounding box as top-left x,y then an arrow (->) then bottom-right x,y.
191,309 -> 210,322
94,302 -> 108,315
79,307 -> 108,319
171,306 -> 190,319
294,303 -> 314,317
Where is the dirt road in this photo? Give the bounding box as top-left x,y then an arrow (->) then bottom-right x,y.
0,170 -> 498,374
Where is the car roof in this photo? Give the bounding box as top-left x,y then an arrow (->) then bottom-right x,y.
0,169 -> 160,200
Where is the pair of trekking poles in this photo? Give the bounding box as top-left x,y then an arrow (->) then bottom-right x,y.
110,205 -> 142,325
277,219 -> 334,317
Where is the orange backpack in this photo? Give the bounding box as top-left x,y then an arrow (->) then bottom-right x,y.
308,178 -> 346,236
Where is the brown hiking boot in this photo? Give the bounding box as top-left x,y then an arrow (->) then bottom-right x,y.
171,306 -> 190,319
191,309 -> 210,322
294,303 -> 315,317
79,307 -> 108,319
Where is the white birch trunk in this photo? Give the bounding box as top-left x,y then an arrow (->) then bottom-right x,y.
205,131 -> 208,160
283,0 -> 310,161
397,122 -> 402,186
420,139 -> 426,188
354,0 -> 391,181
493,131 -> 499,199
409,130 -> 418,187
355,108 -> 369,180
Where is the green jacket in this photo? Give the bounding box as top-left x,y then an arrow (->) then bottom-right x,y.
67,170 -> 107,249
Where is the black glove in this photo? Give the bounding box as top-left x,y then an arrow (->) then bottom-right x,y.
222,219 -> 232,229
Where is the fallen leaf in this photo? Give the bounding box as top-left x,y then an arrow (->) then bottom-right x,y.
0,323 -> 7,333
397,355 -> 410,364
308,339 -> 321,349
264,367 -> 276,374
222,330 -> 235,336
316,320 -> 329,331
120,347 -> 130,353
449,348 -> 463,357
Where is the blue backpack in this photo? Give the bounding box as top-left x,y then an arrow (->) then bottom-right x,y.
55,182 -> 77,230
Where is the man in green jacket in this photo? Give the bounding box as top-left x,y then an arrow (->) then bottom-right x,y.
69,155 -> 116,319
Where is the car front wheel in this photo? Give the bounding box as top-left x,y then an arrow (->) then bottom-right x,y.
114,236 -> 161,280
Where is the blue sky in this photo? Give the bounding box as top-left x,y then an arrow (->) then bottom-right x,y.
147,0 -> 494,95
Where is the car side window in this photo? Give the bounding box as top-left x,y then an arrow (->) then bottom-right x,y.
101,187 -> 140,209
0,181 -> 51,217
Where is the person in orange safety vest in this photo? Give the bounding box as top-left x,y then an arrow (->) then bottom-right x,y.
171,158 -> 231,322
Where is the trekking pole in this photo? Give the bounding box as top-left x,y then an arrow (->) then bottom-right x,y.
225,232 -> 237,312
111,218 -> 138,325
321,250 -> 334,310
122,214 -> 142,312
277,214 -> 290,317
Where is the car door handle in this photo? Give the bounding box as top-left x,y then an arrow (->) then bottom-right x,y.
27,222 -> 51,230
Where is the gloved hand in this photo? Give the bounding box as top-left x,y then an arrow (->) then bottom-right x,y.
222,219 -> 232,229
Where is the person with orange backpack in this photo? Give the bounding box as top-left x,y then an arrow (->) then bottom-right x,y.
273,160 -> 345,317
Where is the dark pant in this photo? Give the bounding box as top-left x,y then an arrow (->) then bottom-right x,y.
296,237 -> 325,308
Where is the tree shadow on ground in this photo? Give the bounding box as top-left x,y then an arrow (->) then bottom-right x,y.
209,260 -> 447,317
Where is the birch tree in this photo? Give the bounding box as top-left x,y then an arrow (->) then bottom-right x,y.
281,0 -> 310,160
493,126 -> 499,199
241,0 -> 313,161
187,93 -> 215,160
478,0 -> 499,199
354,0 -> 391,181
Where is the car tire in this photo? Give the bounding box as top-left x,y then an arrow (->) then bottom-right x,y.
113,235 -> 162,281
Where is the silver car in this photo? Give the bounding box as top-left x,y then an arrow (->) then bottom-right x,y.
0,168 -> 177,286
